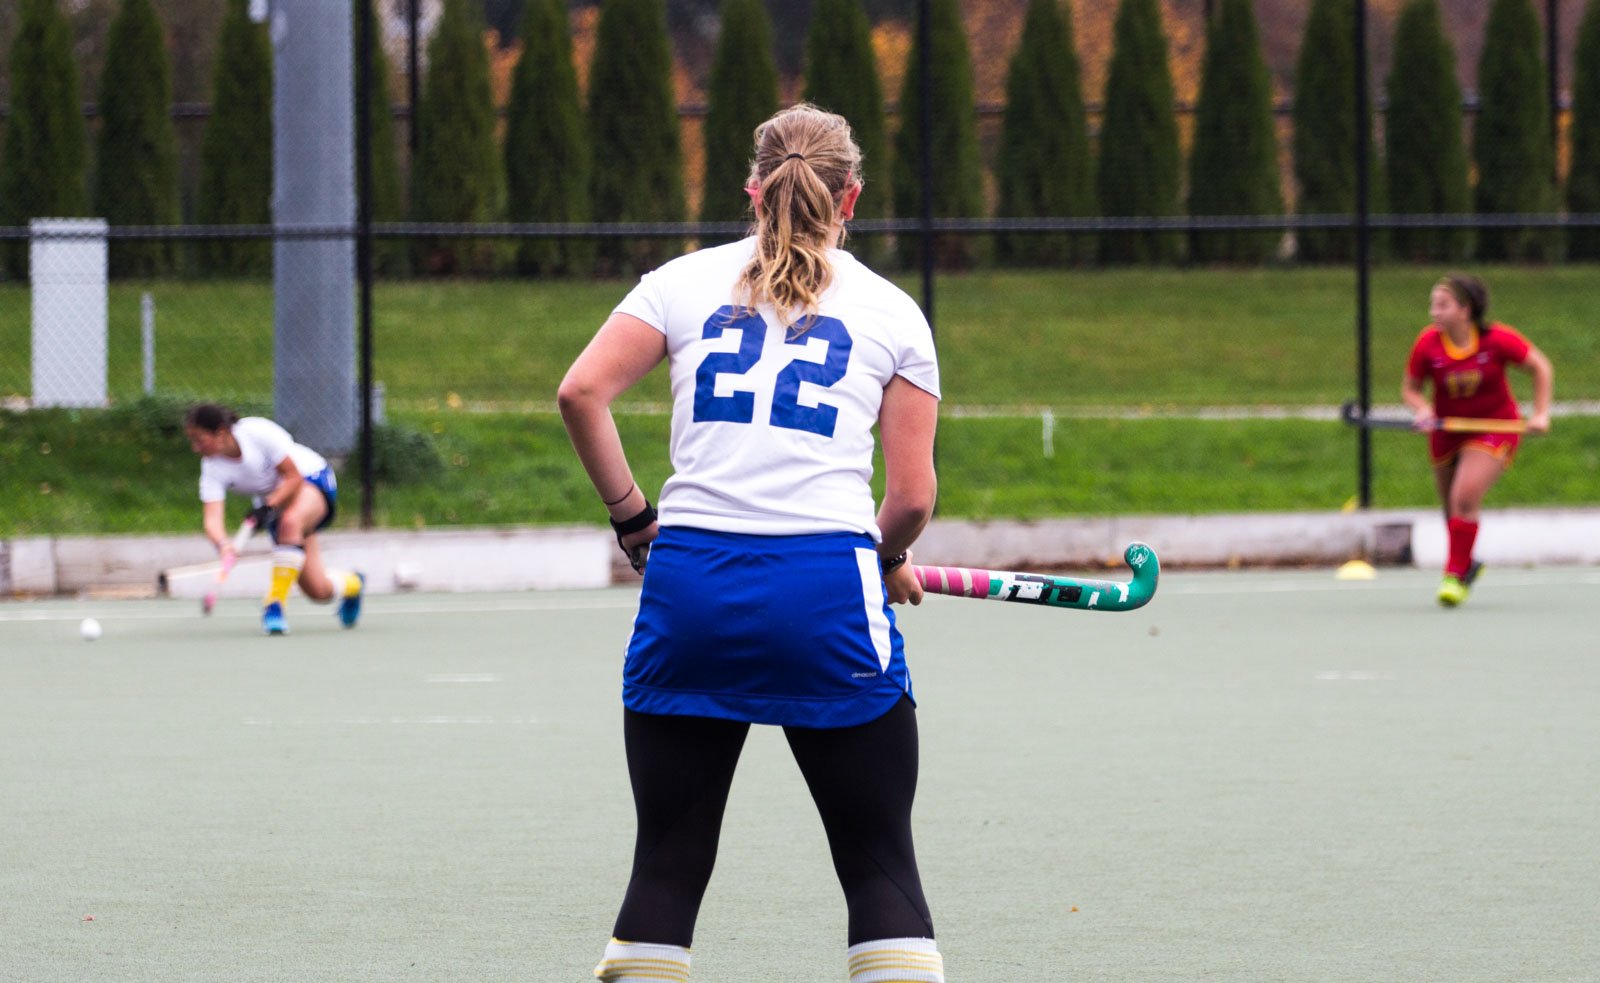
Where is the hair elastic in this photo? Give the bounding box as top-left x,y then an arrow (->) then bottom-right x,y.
603,481 -> 636,507
784,153 -> 806,162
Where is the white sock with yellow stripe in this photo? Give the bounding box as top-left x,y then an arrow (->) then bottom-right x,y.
593,938 -> 691,982
847,937 -> 945,983
323,567 -> 362,601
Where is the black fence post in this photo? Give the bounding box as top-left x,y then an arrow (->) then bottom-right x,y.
918,0 -> 934,332
358,0 -> 376,528
1354,0 -> 1373,508
1548,0 -> 1560,175
408,0 -> 421,164
917,0 -> 938,500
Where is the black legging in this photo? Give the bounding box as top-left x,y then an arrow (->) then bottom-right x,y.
612,695 -> 933,947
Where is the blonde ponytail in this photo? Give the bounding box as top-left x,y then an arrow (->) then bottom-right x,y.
735,105 -> 862,333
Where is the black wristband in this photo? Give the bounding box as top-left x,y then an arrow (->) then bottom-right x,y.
880,551 -> 908,575
609,501 -> 657,539
247,504 -> 280,528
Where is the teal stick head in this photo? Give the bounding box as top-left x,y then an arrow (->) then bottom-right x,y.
1121,541 -> 1159,610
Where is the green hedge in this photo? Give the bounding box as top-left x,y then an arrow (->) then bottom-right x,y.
504,0 -> 592,275
995,0 -> 1094,266
94,0 -> 181,276
699,0 -> 778,230
1097,0 -> 1182,263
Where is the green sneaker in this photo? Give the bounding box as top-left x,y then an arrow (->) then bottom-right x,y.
1437,575 -> 1468,607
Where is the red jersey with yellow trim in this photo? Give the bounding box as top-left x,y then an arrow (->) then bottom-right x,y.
1405,322 -> 1530,420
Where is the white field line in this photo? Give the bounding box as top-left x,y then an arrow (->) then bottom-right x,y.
240,715 -> 538,726
943,400 -> 1600,421
0,596 -> 640,624
4,572 -> 1599,625
1153,571 -> 1600,595
398,399 -> 1600,421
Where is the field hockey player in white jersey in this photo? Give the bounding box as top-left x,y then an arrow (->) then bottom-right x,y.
560,104 -> 944,983
184,404 -> 365,635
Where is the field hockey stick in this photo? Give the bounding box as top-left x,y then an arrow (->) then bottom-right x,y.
912,542 -> 1158,612
201,515 -> 259,615
1339,400 -> 1527,435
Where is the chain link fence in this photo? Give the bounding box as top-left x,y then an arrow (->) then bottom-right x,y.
4,216 -> 1597,538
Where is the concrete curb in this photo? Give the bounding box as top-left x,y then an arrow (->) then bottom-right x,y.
5,507 -> 1599,599
1,526 -> 614,598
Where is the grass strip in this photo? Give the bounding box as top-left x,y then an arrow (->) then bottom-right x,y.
5,405 -> 1596,536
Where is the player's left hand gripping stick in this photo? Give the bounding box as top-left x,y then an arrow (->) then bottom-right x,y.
202,515 -> 260,615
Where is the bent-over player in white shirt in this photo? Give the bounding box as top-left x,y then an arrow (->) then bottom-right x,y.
184,404 -> 364,635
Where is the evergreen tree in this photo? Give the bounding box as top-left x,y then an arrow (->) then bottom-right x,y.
0,0 -> 87,279
1187,0 -> 1283,262
196,0 -> 271,276
1473,0 -> 1560,260
95,0 -> 182,276
995,0 -> 1094,266
1385,0 -> 1471,261
699,0 -> 778,234
413,0 -> 506,274
1293,0 -> 1377,261
485,0 -> 524,44
1570,0 -> 1600,258
504,0 -> 591,274
1097,0 -> 1182,263
803,0 -> 890,265
360,0 -> 408,275
588,0 -> 684,274
891,0 -> 985,269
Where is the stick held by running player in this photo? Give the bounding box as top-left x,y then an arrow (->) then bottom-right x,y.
1339,401 -> 1529,434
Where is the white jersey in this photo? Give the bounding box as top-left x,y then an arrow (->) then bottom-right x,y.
614,237 -> 940,539
198,417 -> 328,504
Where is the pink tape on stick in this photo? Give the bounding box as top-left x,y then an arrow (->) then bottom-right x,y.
915,565 -> 992,598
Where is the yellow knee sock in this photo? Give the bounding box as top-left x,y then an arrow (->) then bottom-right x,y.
266,545 -> 305,606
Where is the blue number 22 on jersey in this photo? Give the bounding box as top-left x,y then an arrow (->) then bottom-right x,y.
693,306 -> 853,438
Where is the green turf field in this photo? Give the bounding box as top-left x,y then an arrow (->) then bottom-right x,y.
4,569 -> 1597,982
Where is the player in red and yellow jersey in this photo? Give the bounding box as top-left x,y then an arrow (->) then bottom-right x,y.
1401,274 -> 1554,607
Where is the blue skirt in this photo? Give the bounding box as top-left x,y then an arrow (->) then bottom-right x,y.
623,526 -> 914,728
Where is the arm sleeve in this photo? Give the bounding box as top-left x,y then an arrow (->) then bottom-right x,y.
243,418 -> 297,467
198,463 -> 226,503
1405,330 -> 1431,380
612,269 -> 669,335
894,301 -> 941,399
1493,325 -> 1532,364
